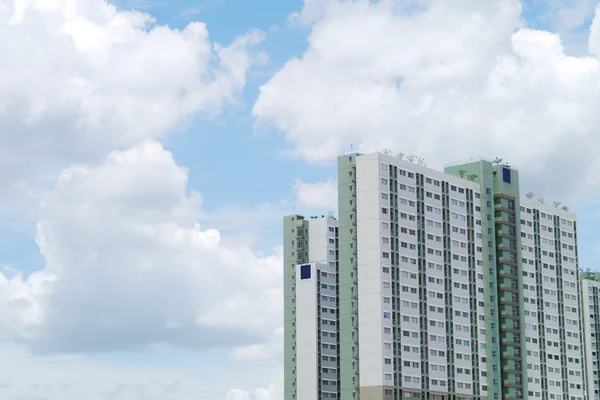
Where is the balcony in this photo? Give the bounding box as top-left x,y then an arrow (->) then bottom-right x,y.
496,230 -> 516,239
499,284 -> 518,293
498,270 -> 518,279
497,243 -> 517,253
499,297 -> 518,306
497,257 -> 517,266
494,204 -> 515,213
501,351 -> 521,360
495,217 -> 515,227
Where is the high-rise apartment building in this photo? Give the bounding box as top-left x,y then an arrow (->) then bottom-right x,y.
518,198 -> 585,400
284,152 -> 585,400
284,215 -> 340,400
582,276 -> 600,399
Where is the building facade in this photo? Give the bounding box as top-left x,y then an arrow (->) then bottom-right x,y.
284,152 -> 585,400
582,277 -> 600,400
518,198 -> 585,400
284,215 -> 340,400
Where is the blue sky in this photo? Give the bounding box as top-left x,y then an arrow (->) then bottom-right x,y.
1,0 -> 600,399
125,0 -> 326,214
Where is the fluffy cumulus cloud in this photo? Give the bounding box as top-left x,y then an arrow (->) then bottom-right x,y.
226,377 -> 282,400
0,0 -> 263,201
294,178 -> 337,211
0,142 -> 282,354
254,0 -> 600,199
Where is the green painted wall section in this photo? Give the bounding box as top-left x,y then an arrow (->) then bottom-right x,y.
446,161 -> 528,399
338,153 -> 359,400
283,215 -> 308,400
492,164 -> 528,399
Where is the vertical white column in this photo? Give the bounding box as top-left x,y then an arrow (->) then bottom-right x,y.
296,263 -> 318,400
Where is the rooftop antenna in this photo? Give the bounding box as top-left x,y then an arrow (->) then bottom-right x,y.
350,144 -> 354,153
492,157 -> 503,164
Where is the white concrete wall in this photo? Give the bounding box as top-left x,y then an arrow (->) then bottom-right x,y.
520,199 -> 584,400
308,218 -> 333,263
296,262 -> 318,400
355,153 -> 485,395
356,153 -> 386,388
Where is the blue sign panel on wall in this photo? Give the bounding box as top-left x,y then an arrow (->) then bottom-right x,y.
300,264 -> 311,280
503,167 -> 511,184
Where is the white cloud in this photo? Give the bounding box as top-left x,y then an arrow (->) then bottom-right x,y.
0,142 -> 282,354
294,178 -> 337,211
0,265 -> 54,341
226,385 -> 279,400
226,372 -> 282,400
231,326 -> 283,363
254,0 -> 600,200
531,0 -> 596,32
199,200 -> 292,250
0,0 -> 263,203
0,371 -> 9,388
590,4 -> 600,55
197,178 -> 340,252
0,342 -> 277,400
